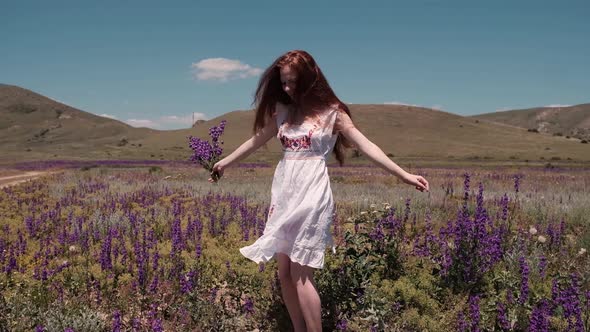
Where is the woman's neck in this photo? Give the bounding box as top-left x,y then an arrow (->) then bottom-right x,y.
285,104 -> 328,125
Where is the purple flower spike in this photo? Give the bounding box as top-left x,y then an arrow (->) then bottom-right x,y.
188,120 -> 227,182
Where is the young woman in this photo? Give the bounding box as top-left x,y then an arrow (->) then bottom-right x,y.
210,50 -> 429,331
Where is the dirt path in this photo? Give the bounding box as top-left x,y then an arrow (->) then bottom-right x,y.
0,171 -> 59,189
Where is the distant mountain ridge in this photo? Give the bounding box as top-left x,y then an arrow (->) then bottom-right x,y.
2,84 -> 590,163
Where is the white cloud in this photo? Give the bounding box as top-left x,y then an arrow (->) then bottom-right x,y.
496,104 -> 571,112
495,107 -> 511,112
125,113 -> 208,129
100,113 -> 118,119
126,119 -> 159,128
191,57 -> 263,82
160,113 -> 207,126
384,101 -> 443,110
384,101 -> 419,107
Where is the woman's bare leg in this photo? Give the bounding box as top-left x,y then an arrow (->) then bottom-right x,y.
277,253 -> 306,332
290,261 -> 322,332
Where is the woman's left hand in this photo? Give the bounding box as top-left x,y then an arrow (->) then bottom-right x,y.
402,173 -> 430,192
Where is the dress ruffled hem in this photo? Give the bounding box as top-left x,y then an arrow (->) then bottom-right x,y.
239,235 -> 333,269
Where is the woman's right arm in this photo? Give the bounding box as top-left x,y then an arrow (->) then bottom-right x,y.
209,115 -> 278,181
335,108 -> 429,192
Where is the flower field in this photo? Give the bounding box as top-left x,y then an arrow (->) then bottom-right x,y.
0,162 -> 588,331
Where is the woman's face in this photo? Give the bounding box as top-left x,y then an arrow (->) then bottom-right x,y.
279,66 -> 297,99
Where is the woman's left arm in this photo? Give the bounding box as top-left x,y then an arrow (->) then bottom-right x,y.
337,111 -> 430,192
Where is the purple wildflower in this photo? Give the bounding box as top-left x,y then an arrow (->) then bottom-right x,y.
518,255 -> 530,304
149,275 -> 159,294
403,198 -> 411,222
112,310 -> 122,332
243,297 -> 254,316
210,287 -> 218,301
369,220 -> 385,243
497,302 -> 511,330
180,269 -> 197,294
188,120 -> 227,182
195,242 -> 202,259
151,318 -> 163,332
132,317 -> 141,331
149,303 -> 163,332
457,311 -> 469,332
469,294 -> 481,332
550,275 -> 584,331
336,319 -> 348,331
538,255 -> 547,278
529,299 -> 550,332
171,216 -> 184,254
99,228 -> 113,271
463,172 -> 470,201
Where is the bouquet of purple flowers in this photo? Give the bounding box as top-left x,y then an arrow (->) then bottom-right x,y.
188,120 -> 227,182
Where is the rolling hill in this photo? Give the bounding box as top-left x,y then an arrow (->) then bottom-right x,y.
472,104 -> 590,141
0,84 -> 156,161
1,84 -> 590,165
168,103 -> 590,164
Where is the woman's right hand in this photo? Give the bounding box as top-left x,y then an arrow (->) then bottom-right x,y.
401,172 -> 430,192
209,160 -> 227,183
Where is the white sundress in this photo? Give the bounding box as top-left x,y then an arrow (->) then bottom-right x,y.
239,105 -> 339,269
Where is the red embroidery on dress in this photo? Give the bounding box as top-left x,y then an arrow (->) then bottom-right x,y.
279,121 -> 318,151
280,129 -> 314,151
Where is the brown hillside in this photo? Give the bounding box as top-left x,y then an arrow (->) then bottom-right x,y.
472,104 -> 590,140
0,84 -> 156,161
140,104 -> 590,163
2,84 -> 589,164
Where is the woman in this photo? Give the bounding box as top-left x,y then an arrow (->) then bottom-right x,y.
210,50 -> 429,331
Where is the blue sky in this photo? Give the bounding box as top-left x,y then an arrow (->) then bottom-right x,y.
2,0 -> 589,129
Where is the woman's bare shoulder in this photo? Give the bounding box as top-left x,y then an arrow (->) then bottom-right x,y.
333,103 -> 355,133
331,102 -> 347,112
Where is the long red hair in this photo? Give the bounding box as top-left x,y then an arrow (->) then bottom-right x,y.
251,50 -> 353,165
